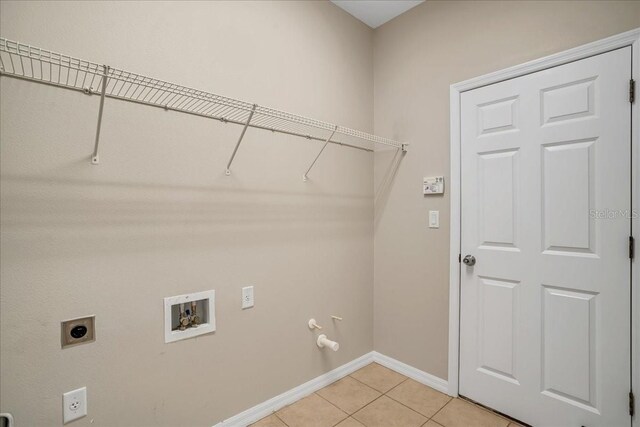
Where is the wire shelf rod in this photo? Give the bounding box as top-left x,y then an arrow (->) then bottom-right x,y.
225,104 -> 257,175
91,65 -> 109,165
303,126 -> 338,181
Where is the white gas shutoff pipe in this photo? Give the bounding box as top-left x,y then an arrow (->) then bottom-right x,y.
317,334 -> 339,351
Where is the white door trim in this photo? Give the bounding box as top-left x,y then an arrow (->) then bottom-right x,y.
448,29 -> 640,424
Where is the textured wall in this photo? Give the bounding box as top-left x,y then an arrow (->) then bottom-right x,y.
0,2 -> 374,425
373,0 -> 640,380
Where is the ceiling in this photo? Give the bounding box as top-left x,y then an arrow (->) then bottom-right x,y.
331,0 -> 424,29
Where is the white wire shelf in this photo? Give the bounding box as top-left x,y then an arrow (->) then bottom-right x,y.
0,37 -> 407,176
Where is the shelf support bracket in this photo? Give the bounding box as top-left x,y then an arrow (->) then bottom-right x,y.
91,65 -> 109,165
225,104 -> 257,175
303,126 -> 338,182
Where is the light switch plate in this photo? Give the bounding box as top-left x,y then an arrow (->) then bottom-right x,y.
429,210 -> 440,228
242,286 -> 254,309
63,387 -> 87,424
61,316 -> 95,349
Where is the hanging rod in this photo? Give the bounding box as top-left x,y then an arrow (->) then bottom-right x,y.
0,38 -> 408,169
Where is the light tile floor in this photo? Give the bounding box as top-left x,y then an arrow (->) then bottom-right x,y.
251,363 -> 523,427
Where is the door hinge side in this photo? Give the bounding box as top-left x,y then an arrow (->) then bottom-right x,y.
630,390 -> 635,416
458,253 -> 461,263
630,236 -> 635,260
631,79 -> 636,104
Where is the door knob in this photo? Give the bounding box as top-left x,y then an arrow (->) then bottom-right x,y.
463,255 -> 476,266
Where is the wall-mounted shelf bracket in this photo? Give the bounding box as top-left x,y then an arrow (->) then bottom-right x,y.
303,126 -> 338,182
225,104 -> 257,175
91,65 -> 109,165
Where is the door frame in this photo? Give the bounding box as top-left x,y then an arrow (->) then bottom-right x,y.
448,28 -> 640,423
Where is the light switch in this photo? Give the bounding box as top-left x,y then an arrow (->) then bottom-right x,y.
429,210 -> 439,228
242,286 -> 254,309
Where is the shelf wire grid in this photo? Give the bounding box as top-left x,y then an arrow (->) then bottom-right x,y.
0,38 -> 406,153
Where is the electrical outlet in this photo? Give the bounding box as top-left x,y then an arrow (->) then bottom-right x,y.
61,316 -> 95,349
63,387 -> 87,424
242,286 -> 254,309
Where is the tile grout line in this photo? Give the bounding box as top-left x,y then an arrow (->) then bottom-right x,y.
311,391 -> 351,426
427,395 -> 454,422
314,382 -> 376,419
379,374 -> 450,423
381,383 -> 445,424
382,389 -> 447,422
424,419 -> 444,427
347,374 -> 392,394
347,369 -> 407,394
335,385 -> 430,426
274,412 -> 290,427
350,393 -> 386,422
271,391 -> 346,427
337,374 -> 384,396
383,376 -> 410,394
348,365 -> 447,425
273,368 -> 373,427
428,411 -> 447,427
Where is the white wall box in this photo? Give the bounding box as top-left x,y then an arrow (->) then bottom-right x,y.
164,290 -> 215,343
423,176 -> 444,194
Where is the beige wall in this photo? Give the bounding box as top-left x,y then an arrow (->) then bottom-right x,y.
0,2 -> 374,426
373,0 -> 640,380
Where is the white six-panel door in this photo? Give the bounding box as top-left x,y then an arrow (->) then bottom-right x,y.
460,47 -> 632,426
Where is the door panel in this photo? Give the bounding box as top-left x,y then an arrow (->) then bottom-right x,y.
478,149 -> 519,249
541,77 -> 596,125
477,276 -> 519,383
478,96 -> 519,135
542,139 -> 596,254
460,47 -> 631,426
542,285 -> 597,411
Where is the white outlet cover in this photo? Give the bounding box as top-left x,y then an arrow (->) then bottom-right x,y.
63,387 -> 87,424
242,286 -> 254,309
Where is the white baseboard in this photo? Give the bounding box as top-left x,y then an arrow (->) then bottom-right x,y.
371,351 -> 449,394
213,352 -> 374,427
212,351 -> 449,427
